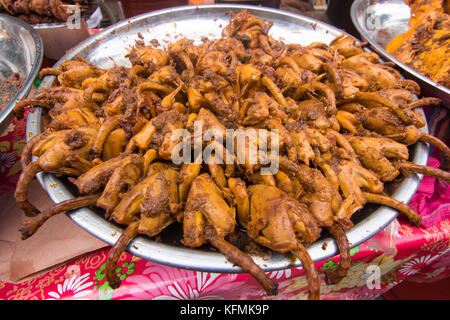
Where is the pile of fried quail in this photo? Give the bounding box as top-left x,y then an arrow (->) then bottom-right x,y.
13,10 -> 450,300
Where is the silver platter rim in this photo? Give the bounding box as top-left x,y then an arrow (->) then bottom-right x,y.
0,13 -> 43,133
26,4 -> 428,273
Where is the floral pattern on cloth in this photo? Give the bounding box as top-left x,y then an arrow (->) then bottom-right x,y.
409,157 -> 450,228
0,216 -> 448,300
0,117 -> 27,195
46,273 -> 94,300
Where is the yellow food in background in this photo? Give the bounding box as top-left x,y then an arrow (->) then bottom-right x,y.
386,0 -> 450,88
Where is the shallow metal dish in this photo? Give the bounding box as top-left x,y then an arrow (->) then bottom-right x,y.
33,21 -> 91,61
27,4 -> 429,273
33,2 -> 121,60
351,0 -> 450,107
0,14 -> 43,134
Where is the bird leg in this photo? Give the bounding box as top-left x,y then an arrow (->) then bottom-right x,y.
206,230 -> 279,296
20,194 -> 100,239
363,192 -> 422,227
105,220 -> 140,289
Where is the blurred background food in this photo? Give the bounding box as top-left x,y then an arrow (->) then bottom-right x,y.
386,0 -> 450,88
0,1 -> 347,39
0,72 -> 23,112
0,0 -> 93,24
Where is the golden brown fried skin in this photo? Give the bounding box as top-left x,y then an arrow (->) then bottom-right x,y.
40,56 -> 105,89
246,184 -> 321,299
15,127 -> 97,217
183,173 -> 278,296
15,9 -> 448,300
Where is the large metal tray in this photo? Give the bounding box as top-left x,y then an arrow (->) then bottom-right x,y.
351,0 -> 450,107
0,14 -> 43,134
27,4 -> 429,273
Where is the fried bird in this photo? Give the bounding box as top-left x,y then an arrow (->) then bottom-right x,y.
14,10 -> 450,300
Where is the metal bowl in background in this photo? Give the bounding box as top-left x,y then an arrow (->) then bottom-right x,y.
0,14 -> 43,134
28,4 -> 429,273
351,0 -> 450,107
33,20 -> 91,61
33,1 -> 123,60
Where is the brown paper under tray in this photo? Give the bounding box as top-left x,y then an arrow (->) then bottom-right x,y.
0,180 -> 108,283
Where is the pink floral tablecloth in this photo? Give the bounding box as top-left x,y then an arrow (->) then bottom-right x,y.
0,214 -> 448,300
0,98 -> 448,300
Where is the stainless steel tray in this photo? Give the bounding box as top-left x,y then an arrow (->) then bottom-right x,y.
27,4 -> 429,273
32,2 -> 122,60
351,0 -> 450,107
0,14 -> 43,134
